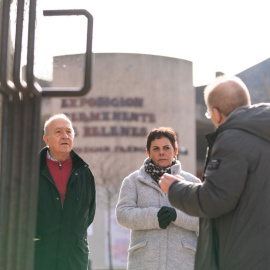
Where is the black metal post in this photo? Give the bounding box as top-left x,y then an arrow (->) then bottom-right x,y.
0,1 -> 93,269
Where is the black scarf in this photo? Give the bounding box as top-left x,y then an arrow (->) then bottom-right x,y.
144,158 -> 176,182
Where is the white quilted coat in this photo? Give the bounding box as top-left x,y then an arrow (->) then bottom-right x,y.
116,159 -> 200,270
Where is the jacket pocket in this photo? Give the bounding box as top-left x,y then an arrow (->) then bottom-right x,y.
128,239 -> 148,253
181,238 -> 196,252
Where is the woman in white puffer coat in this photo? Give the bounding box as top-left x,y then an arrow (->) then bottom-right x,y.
116,127 -> 200,270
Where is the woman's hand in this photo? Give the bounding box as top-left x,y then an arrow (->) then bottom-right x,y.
157,206 -> 177,229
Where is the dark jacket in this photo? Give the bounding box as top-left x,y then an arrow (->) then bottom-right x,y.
168,104 -> 270,270
34,147 -> 96,270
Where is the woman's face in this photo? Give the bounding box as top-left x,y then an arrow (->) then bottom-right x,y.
147,136 -> 177,168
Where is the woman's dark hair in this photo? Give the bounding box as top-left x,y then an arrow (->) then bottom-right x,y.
146,127 -> 178,153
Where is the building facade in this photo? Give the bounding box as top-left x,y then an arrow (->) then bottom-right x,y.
41,53 -> 196,269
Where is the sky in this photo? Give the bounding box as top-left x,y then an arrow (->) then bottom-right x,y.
38,0 -> 270,86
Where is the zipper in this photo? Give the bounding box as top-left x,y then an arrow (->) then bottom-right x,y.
41,171 -> 63,209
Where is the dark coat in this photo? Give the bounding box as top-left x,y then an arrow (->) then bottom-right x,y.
34,148 -> 96,270
169,104 -> 270,270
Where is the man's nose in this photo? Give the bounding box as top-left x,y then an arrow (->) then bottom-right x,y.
160,149 -> 164,155
62,131 -> 69,138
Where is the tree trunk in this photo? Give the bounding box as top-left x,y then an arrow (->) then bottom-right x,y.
107,190 -> 113,270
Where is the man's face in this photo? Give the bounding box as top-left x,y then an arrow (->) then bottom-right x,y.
43,118 -> 74,160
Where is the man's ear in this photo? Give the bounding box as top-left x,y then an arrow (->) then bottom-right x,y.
146,149 -> 150,158
212,107 -> 222,125
43,135 -> 48,146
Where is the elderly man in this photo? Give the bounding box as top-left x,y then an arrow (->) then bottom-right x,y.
34,113 -> 96,270
159,76 -> 270,270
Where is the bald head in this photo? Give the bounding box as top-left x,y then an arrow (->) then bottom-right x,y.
204,76 -> 251,117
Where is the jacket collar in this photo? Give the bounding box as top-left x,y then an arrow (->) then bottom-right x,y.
39,147 -> 87,172
138,158 -> 182,186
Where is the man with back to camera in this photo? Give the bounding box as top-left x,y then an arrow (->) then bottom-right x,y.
159,75 -> 270,270
34,113 -> 96,270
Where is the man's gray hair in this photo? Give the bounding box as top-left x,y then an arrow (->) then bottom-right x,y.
44,113 -> 74,137
204,75 -> 251,116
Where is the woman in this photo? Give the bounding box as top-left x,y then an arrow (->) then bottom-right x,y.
116,127 -> 200,270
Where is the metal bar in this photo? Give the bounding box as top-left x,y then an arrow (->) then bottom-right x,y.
16,99 -> 32,270
26,0 -> 41,96
42,9 -> 93,97
0,95 -> 14,270
1,1 -> 25,269
0,0 -> 41,270
0,0 -> 15,269
15,95 -> 32,270
13,0 -> 26,90
0,0 -> 12,93
25,97 -> 41,270
22,0 -> 42,269
6,94 -> 23,270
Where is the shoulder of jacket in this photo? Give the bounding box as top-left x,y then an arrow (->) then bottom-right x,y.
215,128 -> 250,149
39,147 -> 49,171
124,165 -> 152,184
171,161 -> 182,175
125,169 -> 140,181
71,150 -> 91,169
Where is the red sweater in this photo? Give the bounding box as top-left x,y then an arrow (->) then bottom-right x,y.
46,156 -> 72,205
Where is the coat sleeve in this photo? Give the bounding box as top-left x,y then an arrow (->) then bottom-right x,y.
169,130 -> 249,218
116,173 -> 161,230
88,170 -> 96,226
171,171 -> 200,234
172,209 -> 199,235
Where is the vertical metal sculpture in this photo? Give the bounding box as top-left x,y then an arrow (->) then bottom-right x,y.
0,0 -> 93,269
